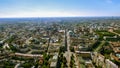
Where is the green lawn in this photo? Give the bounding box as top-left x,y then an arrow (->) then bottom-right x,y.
95,31 -> 116,36
94,41 -> 105,52
114,30 -> 120,34
95,30 -> 116,40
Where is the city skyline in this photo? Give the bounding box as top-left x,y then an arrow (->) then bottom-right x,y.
0,0 -> 120,17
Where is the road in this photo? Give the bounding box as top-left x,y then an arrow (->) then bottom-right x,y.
14,63 -> 20,68
15,53 -> 43,57
67,31 -> 72,68
108,30 -> 120,36
64,30 -> 80,68
73,53 -> 79,68
64,30 -> 72,68
94,41 -> 105,52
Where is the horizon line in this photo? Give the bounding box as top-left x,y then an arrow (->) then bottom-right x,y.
0,16 -> 120,18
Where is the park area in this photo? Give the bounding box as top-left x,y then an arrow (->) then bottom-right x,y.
95,30 -> 118,41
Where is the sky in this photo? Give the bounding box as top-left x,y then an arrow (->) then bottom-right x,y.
0,0 -> 120,17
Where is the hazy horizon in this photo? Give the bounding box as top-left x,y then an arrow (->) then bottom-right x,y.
0,0 -> 120,18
